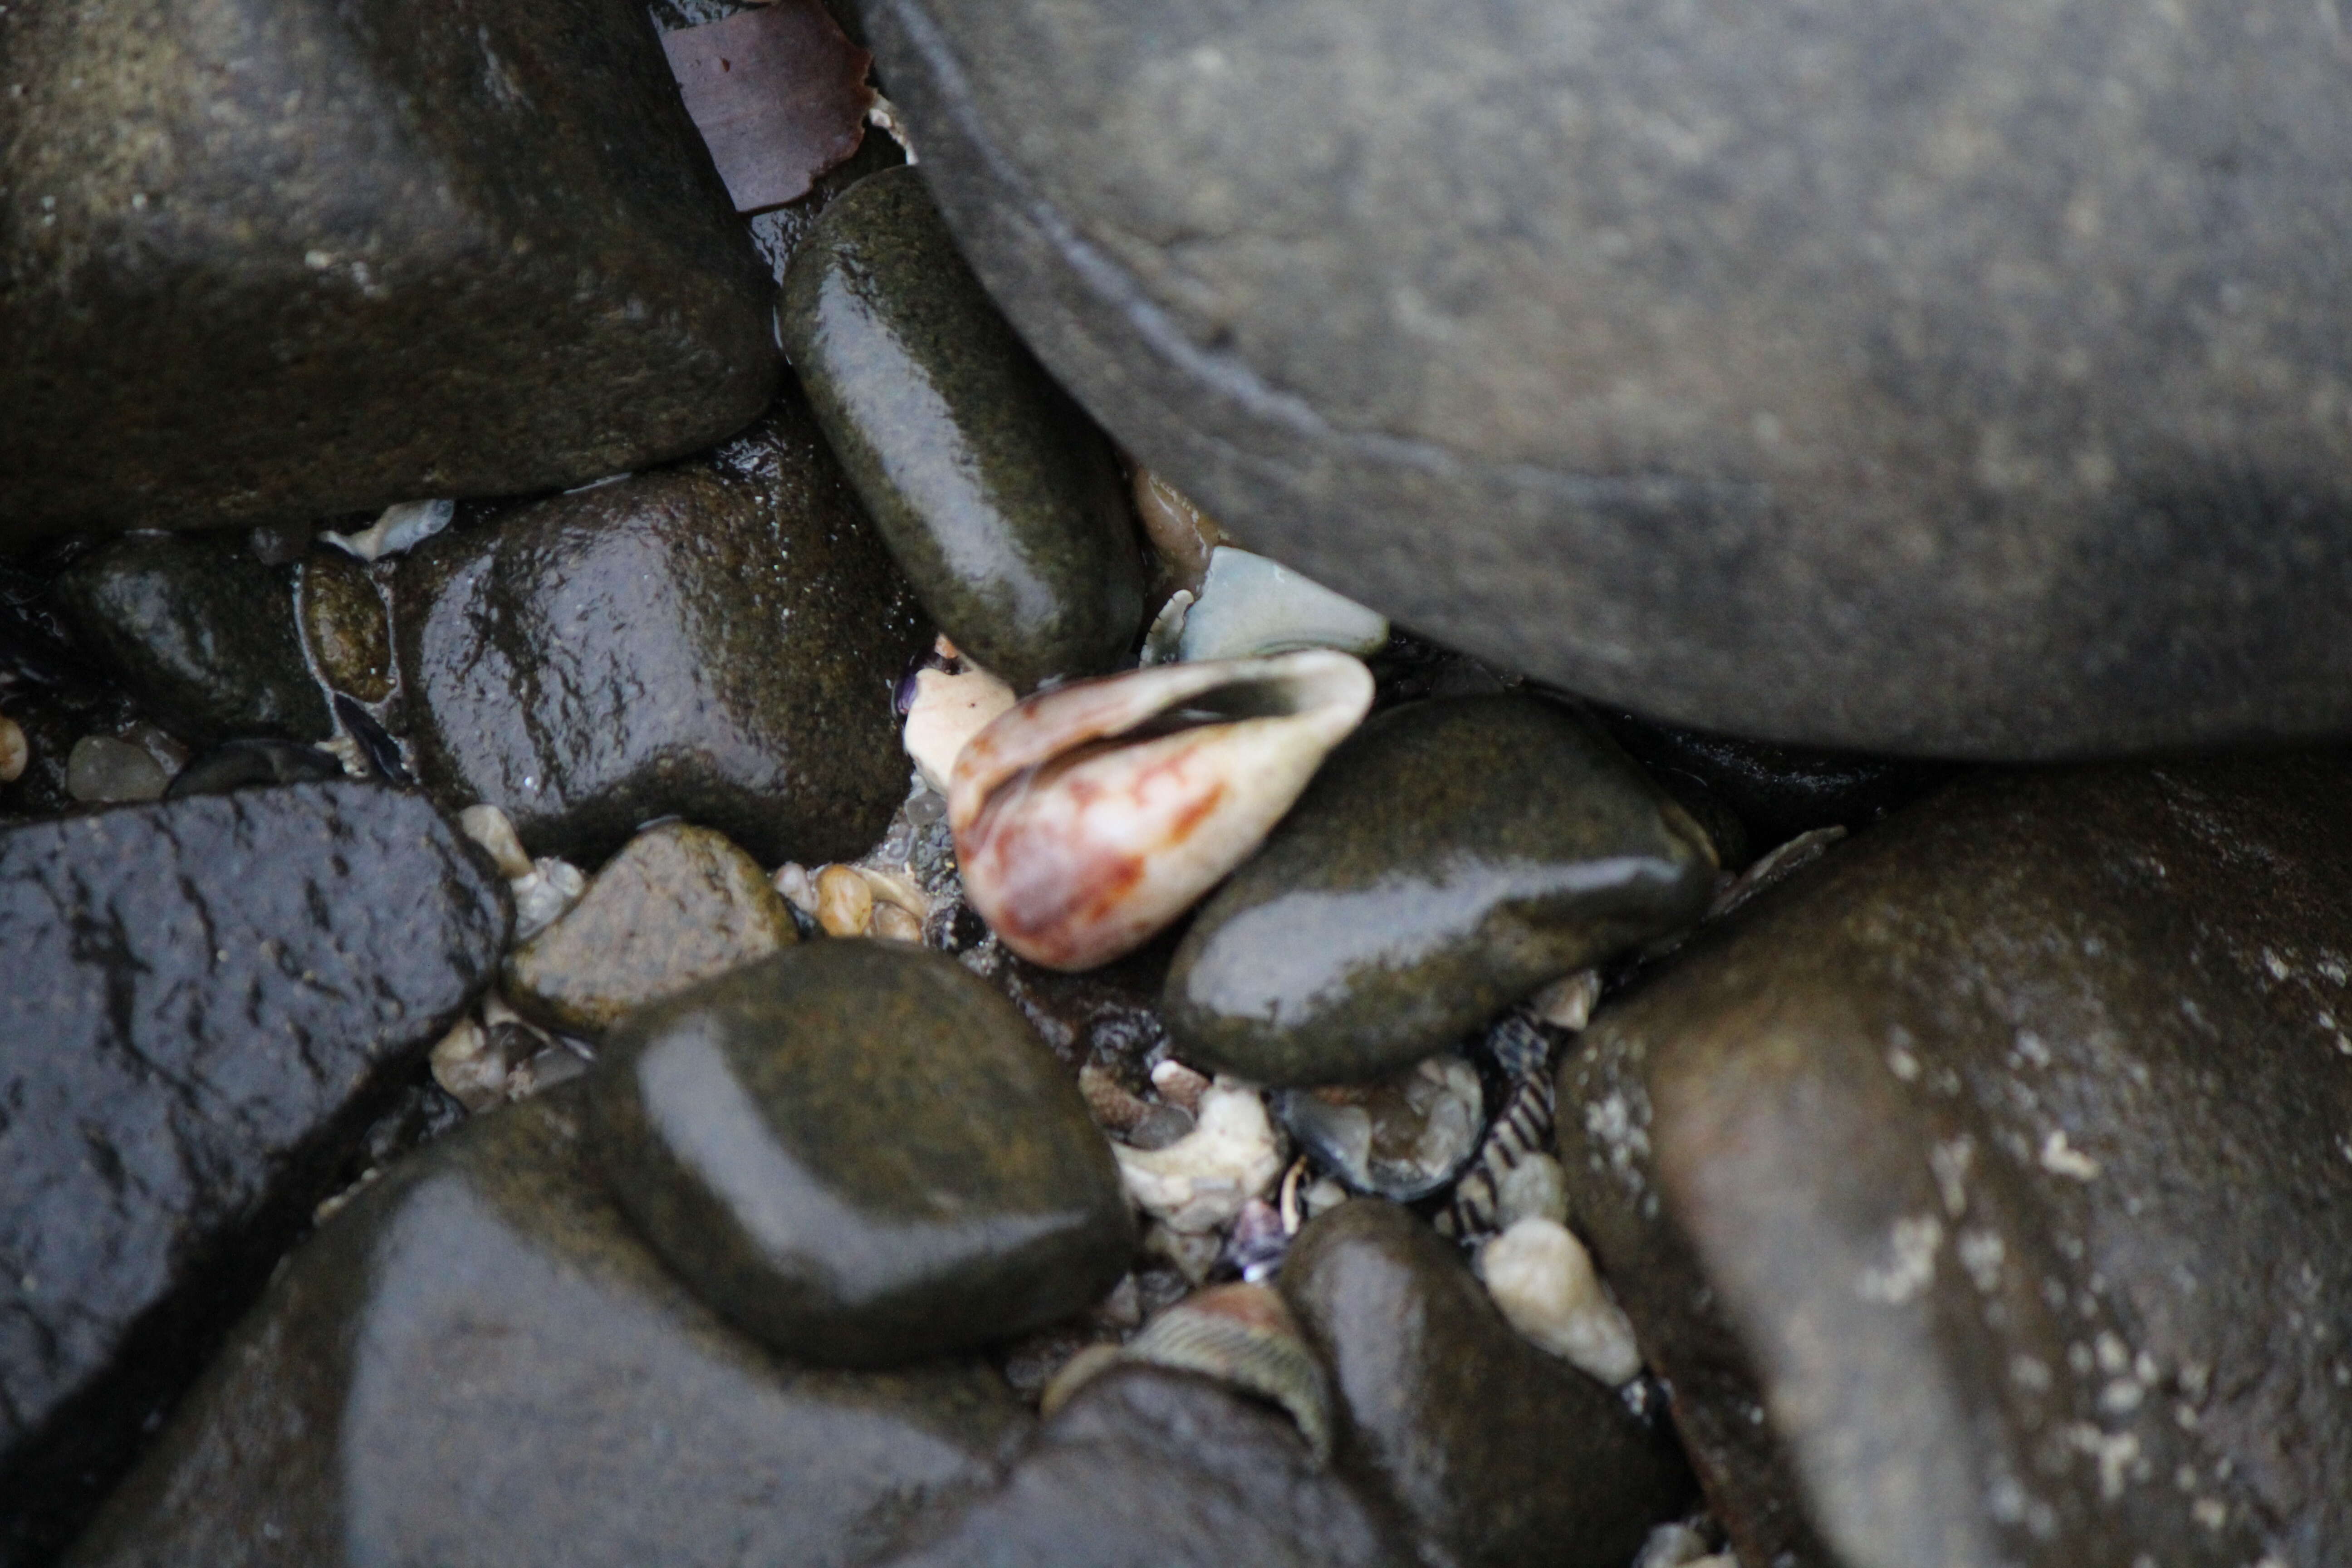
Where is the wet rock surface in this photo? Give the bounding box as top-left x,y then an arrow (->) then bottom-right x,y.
164,738 -> 346,799
877,1363 -> 1416,1568
0,782 -> 509,1561
862,0 -> 2352,757
52,534 -> 328,746
67,1089 -> 1030,1568
783,165 -> 1144,691
395,394 -> 929,866
502,821 -> 795,1037
1168,695 -> 1715,1084
0,0 -> 776,539
1557,757 -> 2352,1568
589,941 -> 1136,1366
298,551 -> 395,704
1281,1200 -> 1694,1568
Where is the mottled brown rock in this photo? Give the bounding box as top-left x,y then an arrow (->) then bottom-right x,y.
299,551 -> 393,703
1279,1200 -> 1692,1568
1558,757 -> 2352,1568
503,821 -> 796,1037
0,0 -> 775,539
862,0 -> 2352,757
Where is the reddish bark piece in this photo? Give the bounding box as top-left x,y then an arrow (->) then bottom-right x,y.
663,1 -> 874,214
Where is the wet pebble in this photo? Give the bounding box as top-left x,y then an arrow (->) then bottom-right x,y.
781,165 -> 1143,691
0,715 -> 25,784
1166,694 -> 1715,1084
503,821 -> 796,1037
1475,1217 -> 1644,1385
299,548 -> 394,701
64,735 -> 168,803
1273,1054 -> 1484,1202
1163,546 -> 1389,664
1130,466 -> 1230,596
588,940 -> 1134,1365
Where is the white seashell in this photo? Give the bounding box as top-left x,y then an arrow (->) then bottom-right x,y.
1476,1216 -> 1645,1386
950,649 -> 1373,970
1632,1524 -> 1714,1568
1174,546 -> 1388,663
510,857 -> 586,942
1529,968 -> 1603,1031
459,804 -> 534,880
1120,1283 -> 1334,1465
903,660 -> 1016,793
323,497 -> 453,561
1114,1078 -> 1284,1234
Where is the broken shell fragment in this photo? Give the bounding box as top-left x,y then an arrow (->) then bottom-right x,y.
1175,545 -> 1390,664
1476,1215 -> 1644,1387
950,649 -> 1375,970
1113,1077 -> 1284,1233
1121,1283 -> 1334,1465
1132,465 -> 1230,594
902,657 -> 1017,793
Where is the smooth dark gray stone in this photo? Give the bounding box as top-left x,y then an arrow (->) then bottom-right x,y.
877,1363 -> 1415,1568
862,0 -> 2352,758
394,392 -> 929,867
66,1089 -> 1030,1568
0,0 -> 776,539
0,783 -> 509,1563
1557,757 -> 2352,1568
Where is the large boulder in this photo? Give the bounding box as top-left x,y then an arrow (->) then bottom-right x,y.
0,783 -> 509,1562
0,0 -> 775,539
1557,756 -> 2352,1568
861,0 -> 2352,757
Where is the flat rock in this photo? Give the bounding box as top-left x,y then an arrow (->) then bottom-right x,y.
394,392 -> 929,866
53,533 -> 328,746
0,782 -> 509,1562
782,165 -> 1143,691
1279,1200 -> 1692,1568
1556,757 -> 2352,1568
589,940 -> 1135,1365
862,0 -> 2352,758
877,1363 -> 1416,1568
0,0 -> 775,538
1167,695 -> 1715,1084
65,1088 -> 1030,1568
503,821 -> 796,1037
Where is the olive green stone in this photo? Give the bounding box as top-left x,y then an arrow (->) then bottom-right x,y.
503,822 -> 797,1038
1555,757 -> 2352,1568
0,0 -> 774,540
588,940 -> 1136,1366
1279,1200 -> 1692,1568
394,391 -> 929,867
52,533 -> 329,746
1166,695 -> 1716,1085
299,550 -> 394,703
780,165 -> 1143,691
66,1088 -> 1029,1568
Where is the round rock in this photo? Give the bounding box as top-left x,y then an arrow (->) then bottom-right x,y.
781,165 -> 1143,691
588,940 -> 1135,1366
1166,695 -> 1715,1084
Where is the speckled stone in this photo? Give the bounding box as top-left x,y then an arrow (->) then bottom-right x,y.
164,737 -> 346,798
1166,696 -> 1715,1085
394,392 -> 929,867
862,0 -> 2352,757
877,1363 -> 1416,1568
0,783 -> 508,1562
300,550 -> 394,703
0,0 -> 775,540
1556,757 -> 2352,1568
503,822 -> 797,1038
588,940 -> 1135,1366
52,533 -> 328,745
65,1088 -> 1030,1568
781,166 -> 1143,691
1279,1200 -> 1692,1568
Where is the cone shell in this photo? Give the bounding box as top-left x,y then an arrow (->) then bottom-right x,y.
949,650 -> 1375,970
1123,1283 -> 1335,1465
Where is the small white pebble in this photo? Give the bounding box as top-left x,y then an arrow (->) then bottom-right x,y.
1493,1151 -> 1570,1229
458,804 -> 534,879
772,862 -> 818,913
1477,1216 -> 1645,1386
322,497 -> 453,561
903,660 -> 1017,793
1632,1524 -> 1710,1568
510,857 -> 586,941
428,1017 -> 508,1112
1115,1078 -> 1283,1233
1148,1058 -> 1211,1112
1529,968 -> 1602,1031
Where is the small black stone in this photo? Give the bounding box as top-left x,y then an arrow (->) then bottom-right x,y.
164,738 -> 347,799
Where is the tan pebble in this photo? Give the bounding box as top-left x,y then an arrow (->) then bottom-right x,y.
903,662 -> 1016,794
815,863 -> 874,936
868,902 -> 924,943
458,804 -> 534,880
428,1017 -> 508,1113
1529,968 -> 1602,1031
1477,1216 -> 1645,1386
857,866 -> 929,918
0,714 -> 25,784
1132,466 -> 1230,594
